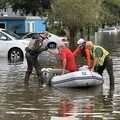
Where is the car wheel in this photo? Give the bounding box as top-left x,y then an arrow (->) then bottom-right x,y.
8,48 -> 24,62
47,42 -> 56,49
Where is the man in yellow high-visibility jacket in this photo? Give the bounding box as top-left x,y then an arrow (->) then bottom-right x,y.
86,41 -> 114,86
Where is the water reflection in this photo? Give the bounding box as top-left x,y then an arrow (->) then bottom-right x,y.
51,87 -> 102,118
0,58 -> 119,120
0,32 -> 120,120
96,32 -> 120,53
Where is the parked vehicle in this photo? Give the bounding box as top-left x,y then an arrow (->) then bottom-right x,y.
22,32 -> 69,49
98,27 -> 120,34
0,28 -> 30,62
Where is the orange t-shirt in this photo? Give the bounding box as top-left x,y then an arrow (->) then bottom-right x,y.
60,47 -> 77,72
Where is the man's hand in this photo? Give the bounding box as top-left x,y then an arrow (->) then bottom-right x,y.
90,67 -> 94,71
62,69 -> 65,75
90,58 -> 99,71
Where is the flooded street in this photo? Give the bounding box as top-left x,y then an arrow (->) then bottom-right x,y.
0,32 -> 120,120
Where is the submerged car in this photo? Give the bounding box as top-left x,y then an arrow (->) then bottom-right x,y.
22,32 -> 69,49
0,28 -> 30,62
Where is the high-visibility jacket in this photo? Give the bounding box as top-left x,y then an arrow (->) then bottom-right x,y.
73,47 -> 91,68
90,45 -> 109,66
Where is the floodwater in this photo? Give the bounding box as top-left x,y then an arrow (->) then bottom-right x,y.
0,32 -> 120,120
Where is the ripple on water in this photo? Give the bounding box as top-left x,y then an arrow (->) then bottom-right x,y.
0,34 -> 120,120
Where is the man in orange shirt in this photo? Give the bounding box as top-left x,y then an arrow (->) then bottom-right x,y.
73,38 -> 92,69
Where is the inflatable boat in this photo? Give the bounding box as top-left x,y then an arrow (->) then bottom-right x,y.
41,66 -> 103,87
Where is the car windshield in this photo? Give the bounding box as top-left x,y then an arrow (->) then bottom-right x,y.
108,28 -> 115,30
104,27 -> 115,31
2,30 -> 21,39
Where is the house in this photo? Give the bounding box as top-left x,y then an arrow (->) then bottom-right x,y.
0,16 -> 46,33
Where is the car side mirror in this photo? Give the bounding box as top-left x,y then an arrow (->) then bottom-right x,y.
1,36 -> 7,40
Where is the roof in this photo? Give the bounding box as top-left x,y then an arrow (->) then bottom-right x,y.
0,16 -> 44,20
26,16 -> 43,20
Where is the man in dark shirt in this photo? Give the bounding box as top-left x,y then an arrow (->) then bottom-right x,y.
24,32 -> 49,84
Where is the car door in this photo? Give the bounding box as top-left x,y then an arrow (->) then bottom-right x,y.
0,32 -> 9,57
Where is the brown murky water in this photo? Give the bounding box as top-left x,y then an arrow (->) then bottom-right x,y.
0,32 -> 120,120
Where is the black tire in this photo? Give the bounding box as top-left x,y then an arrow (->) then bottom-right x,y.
47,42 -> 56,49
8,48 -> 24,62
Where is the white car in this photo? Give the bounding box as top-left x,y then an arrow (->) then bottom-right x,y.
22,32 -> 69,49
0,28 -> 30,62
98,27 -> 119,34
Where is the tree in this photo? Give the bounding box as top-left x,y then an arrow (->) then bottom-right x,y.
0,0 -> 7,9
103,0 -> 120,17
3,0 -> 51,16
101,0 -> 120,26
52,0 -> 102,46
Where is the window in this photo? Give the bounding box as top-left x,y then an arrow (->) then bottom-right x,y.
0,23 -> 6,29
28,22 -> 35,32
